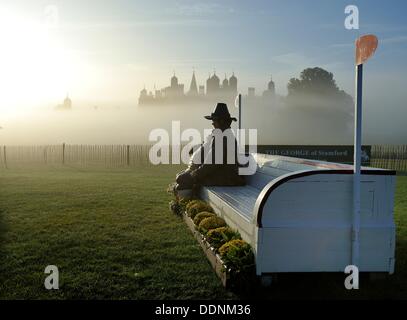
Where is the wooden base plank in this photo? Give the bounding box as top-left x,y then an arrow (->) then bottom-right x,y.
183,212 -> 230,288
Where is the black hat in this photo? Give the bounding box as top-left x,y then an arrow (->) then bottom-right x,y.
204,102 -> 237,121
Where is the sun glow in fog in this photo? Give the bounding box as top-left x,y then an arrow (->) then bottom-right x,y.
0,8 -> 81,116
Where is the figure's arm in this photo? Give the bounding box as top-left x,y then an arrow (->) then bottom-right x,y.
190,136 -> 216,182
190,135 -> 230,183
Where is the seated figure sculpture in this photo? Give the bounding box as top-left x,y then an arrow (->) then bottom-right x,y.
174,103 -> 246,196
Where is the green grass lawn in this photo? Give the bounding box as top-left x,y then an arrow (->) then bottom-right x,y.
0,165 -> 406,299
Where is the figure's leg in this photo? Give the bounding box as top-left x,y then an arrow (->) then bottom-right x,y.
175,169 -> 187,181
176,170 -> 194,190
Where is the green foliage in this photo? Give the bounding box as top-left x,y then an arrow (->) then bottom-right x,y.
178,197 -> 195,213
169,197 -> 197,215
198,216 -> 226,234
186,200 -> 206,212
169,196 -> 195,215
218,239 -> 256,292
193,212 -> 216,226
169,200 -> 181,215
187,201 -> 213,219
219,239 -> 255,275
286,67 -> 353,113
206,227 -> 241,252
287,67 -> 339,96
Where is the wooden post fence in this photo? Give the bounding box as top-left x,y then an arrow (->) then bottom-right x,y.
3,145 -> 7,169
62,143 -> 65,165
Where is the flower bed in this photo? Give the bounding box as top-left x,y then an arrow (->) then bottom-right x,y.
182,212 -> 230,287
169,195 -> 255,289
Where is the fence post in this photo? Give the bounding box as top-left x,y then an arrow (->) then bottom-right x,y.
127,145 -> 130,166
44,146 -> 47,165
3,146 -> 7,169
62,143 -> 65,165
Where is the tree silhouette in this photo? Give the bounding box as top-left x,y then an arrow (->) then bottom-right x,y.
286,67 -> 353,113
288,67 -> 339,96
282,67 -> 354,141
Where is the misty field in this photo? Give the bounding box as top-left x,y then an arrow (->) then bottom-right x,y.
0,165 -> 406,299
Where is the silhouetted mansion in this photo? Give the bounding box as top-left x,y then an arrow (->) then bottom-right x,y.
138,71 -> 276,106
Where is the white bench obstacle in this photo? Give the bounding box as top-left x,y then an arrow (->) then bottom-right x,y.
200,153 -> 396,279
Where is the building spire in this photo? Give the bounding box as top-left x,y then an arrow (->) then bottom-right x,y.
188,69 -> 198,96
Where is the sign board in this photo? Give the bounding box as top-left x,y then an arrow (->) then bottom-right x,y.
252,145 -> 371,166
356,35 -> 378,65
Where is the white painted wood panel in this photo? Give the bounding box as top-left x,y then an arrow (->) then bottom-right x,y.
200,154 -> 396,275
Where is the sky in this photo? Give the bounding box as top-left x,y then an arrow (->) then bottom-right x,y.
0,0 -> 406,143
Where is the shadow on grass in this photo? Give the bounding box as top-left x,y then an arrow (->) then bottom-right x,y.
232,271 -> 403,300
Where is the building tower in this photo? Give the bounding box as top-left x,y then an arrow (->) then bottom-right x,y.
205,73 -> 211,95
206,72 -> 220,96
229,72 -> 237,95
188,71 -> 198,96
268,76 -> 275,95
138,86 -> 147,105
198,85 -> 205,96
165,72 -> 184,98
63,93 -> 72,109
262,75 -> 276,99
171,72 -> 178,87
222,74 -> 229,93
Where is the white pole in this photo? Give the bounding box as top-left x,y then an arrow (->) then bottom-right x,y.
238,93 -> 242,130
352,63 -> 363,266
